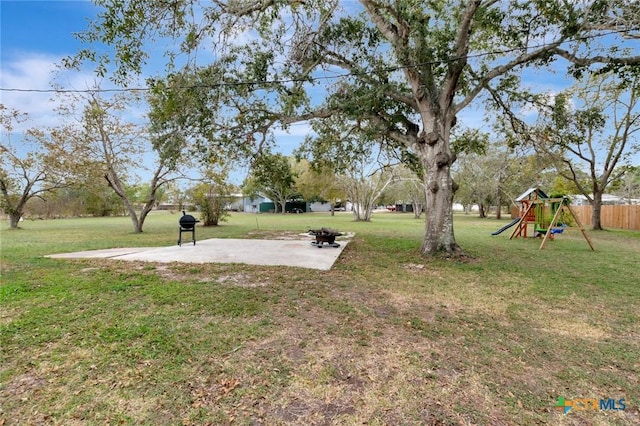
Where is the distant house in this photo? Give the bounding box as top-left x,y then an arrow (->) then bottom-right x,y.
309,201 -> 333,212
229,197 -> 344,213
225,194 -> 268,213
393,202 -> 424,213
156,203 -> 195,211
570,193 -> 639,205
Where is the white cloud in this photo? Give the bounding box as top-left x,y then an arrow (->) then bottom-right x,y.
271,121 -> 314,155
1,54 -> 61,126
516,91 -> 577,122
273,121 -> 313,137
0,52 -> 148,132
0,53 -> 96,130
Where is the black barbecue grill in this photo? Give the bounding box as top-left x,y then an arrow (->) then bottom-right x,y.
308,228 -> 342,248
178,211 -> 200,246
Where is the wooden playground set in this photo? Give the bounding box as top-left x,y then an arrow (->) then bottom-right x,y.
492,188 -> 595,250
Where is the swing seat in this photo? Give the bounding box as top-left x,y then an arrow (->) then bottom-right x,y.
534,227 -> 548,236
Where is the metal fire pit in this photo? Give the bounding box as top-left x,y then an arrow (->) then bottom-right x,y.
178,211 -> 200,246
308,228 -> 342,248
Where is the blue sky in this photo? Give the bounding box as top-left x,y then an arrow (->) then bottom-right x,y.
1,1 -> 102,130
0,1 -> 308,133
1,1 -> 96,59
0,0 -> 304,183
0,1 -> 547,140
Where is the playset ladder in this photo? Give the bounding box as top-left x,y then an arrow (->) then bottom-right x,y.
509,202 -> 535,240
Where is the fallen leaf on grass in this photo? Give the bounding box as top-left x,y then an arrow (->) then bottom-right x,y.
220,378 -> 241,395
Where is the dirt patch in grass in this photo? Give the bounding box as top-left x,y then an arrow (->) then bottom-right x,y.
74,261 -> 278,288
208,284 -> 525,425
246,230 -> 311,240
216,273 -> 271,287
535,318 -> 609,340
0,306 -> 22,326
2,372 -> 46,399
154,264 -> 185,281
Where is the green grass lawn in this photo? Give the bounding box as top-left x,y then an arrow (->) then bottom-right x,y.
1,211 -> 639,425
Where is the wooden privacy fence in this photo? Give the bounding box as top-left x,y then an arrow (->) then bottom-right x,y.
568,205 -> 640,231
509,204 -> 640,230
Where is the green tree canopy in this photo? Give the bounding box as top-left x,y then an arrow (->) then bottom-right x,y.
243,152 -> 297,214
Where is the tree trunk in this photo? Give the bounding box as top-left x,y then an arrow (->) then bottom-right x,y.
9,211 -> 21,229
411,106 -> 464,257
352,202 -> 372,221
591,191 -> 603,230
413,201 -> 422,219
2,190 -> 28,228
495,192 -> 502,220
105,172 -> 142,233
478,201 -> 486,218
127,205 -> 142,233
134,176 -> 164,231
420,163 -> 463,256
136,202 -> 155,232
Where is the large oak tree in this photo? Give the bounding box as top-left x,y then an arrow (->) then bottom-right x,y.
71,0 -> 640,256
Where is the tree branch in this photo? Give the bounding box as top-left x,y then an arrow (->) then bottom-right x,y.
552,48 -> 640,67
441,0 -> 482,113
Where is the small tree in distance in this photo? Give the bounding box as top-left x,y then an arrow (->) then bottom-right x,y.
0,105 -> 75,228
294,159 -> 345,216
391,166 -> 427,219
339,162 -> 396,222
191,170 -> 232,226
611,165 -> 640,203
243,152 -> 297,214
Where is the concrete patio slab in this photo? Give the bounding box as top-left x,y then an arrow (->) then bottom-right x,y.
46,236 -> 351,270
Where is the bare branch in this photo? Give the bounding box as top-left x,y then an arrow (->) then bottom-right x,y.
552,48 -> 640,67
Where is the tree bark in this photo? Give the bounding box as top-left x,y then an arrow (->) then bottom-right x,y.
591,191 -> 603,230
421,168 -> 461,256
413,201 -> 422,219
9,212 -> 21,229
104,172 -> 143,233
136,201 -> 155,232
478,201 -> 486,218
352,202 -> 373,221
495,191 -> 502,220
419,145 -> 463,256
412,104 -> 464,256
